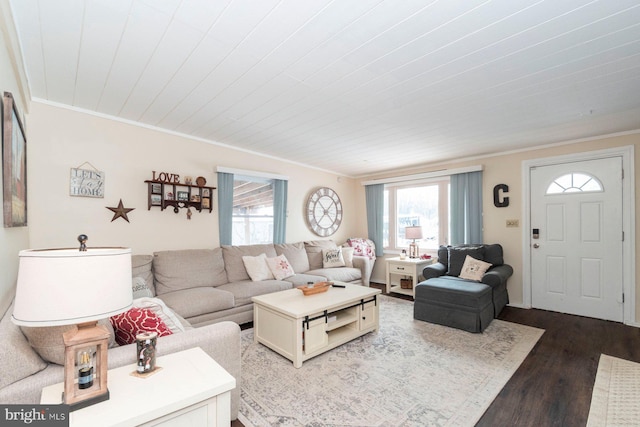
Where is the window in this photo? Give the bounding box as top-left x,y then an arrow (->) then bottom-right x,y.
218,167 -> 288,246
546,172 -> 603,194
232,176 -> 274,245
384,179 -> 449,251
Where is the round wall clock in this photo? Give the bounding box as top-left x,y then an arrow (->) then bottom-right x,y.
306,187 -> 343,237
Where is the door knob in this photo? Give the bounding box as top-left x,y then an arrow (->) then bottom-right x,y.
533,243 -> 540,248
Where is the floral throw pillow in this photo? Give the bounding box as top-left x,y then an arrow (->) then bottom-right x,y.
110,307 -> 172,346
458,255 -> 492,282
266,254 -> 295,280
346,238 -> 376,259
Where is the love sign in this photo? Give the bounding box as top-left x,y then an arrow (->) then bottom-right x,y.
151,171 -> 180,183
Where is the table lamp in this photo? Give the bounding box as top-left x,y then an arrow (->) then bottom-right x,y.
405,226 -> 423,258
12,235 -> 132,410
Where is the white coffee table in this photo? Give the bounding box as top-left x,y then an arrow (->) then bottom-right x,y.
252,283 -> 381,368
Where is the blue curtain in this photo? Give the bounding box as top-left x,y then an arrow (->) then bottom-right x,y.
450,171 -> 483,244
365,184 -> 385,257
273,179 -> 288,244
217,172 -> 234,245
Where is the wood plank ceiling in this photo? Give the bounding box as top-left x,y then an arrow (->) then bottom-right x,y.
8,0 -> 640,177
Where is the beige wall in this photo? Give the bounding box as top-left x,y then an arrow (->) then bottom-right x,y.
362,132 -> 640,323
27,102 -> 360,255
0,1 -> 30,312
27,100 -> 640,323
3,0 -> 639,324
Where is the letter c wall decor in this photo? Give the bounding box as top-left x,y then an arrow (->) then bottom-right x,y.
493,184 -> 509,207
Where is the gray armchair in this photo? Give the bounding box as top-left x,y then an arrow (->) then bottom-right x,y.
414,244 -> 513,332
422,244 -> 512,316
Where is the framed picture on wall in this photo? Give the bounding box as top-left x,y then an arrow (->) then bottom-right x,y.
2,92 -> 27,227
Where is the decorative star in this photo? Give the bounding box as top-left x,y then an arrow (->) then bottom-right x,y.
106,199 -> 135,222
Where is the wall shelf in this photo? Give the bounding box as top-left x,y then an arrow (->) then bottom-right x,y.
144,180 -> 216,214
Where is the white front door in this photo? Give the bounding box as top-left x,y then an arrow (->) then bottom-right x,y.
530,157 -> 623,322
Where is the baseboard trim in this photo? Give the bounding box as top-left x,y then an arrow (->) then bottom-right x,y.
507,303 -> 530,309
505,304 -> 640,328
625,320 -> 640,328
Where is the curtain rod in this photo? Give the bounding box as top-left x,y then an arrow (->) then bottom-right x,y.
361,165 -> 483,186
217,166 -> 289,181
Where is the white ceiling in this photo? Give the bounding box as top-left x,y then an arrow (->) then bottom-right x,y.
8,0 -> 640,177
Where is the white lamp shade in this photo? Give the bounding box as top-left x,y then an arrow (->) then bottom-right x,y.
405,226 -> 423,240
12,247 -> 133,326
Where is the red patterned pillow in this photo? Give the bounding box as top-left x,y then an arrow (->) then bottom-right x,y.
110,307 -> 172,346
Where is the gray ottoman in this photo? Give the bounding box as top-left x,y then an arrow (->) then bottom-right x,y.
413,277 -> 494,333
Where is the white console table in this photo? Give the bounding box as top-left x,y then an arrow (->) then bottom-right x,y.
41,347 -> 235,427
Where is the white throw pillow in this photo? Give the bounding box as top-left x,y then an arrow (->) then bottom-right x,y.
458,255 -> 492,281
242,253 -> 275,281
266,254 -> 295,280
342,247 -> 354,268
322,248 -> 345,268
132,276 -> 154,299
132,297 -> 186,333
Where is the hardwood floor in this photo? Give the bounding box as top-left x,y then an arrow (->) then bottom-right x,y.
232,283 -> 640,427
479,305 -> 640,427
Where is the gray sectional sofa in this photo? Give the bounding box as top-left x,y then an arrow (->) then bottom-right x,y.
0,239 -> 372,419
0,301 -> 242,419
149,240 -> 375,327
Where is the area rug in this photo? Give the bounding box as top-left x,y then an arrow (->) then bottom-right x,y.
587,354 -> 640,426
239,295 -> 543,427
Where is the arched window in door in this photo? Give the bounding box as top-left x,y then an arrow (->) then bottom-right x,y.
546,172 -> 603,194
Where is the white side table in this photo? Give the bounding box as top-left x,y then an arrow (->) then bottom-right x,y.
41,347 -> 235,427
386,256 -> 435,298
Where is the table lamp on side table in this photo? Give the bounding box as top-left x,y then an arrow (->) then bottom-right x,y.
405,226 -> 423,259
12,235 -> 132,411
